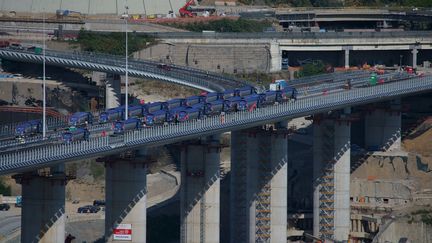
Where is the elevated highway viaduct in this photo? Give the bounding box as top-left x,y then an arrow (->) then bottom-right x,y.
1,48 -> 432,243
139,31 -> 432,73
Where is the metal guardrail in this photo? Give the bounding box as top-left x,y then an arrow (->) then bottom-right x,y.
147,31 -> 432,40
0,48 -> 248,91
1,76 -> 431,174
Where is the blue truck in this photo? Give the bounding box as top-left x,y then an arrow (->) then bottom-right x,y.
143,102 -> 164,114
68,112 -> 93,127
99,107 -> 124,123
219,90 -> 236,100
223,96 -> 243,112
235,86 -> 256,97
15,120 -> 42,138
144,110 -> 169,126
184,96 -> 205,106
262,91 -> 279,104
204,92 -> 220,102
163,98 -> 186,110
238,94 -> 262,111
177,107 -> 202,122
62,128 -> 90,143
204,100 -> 224,116
127,105 -> 145,118
280,86 -> 298,101
112,118 -> 141,134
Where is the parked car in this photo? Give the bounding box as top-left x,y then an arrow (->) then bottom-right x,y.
0,203 -> 10,211
93,200 -> 105,207
77,205 -> 100,213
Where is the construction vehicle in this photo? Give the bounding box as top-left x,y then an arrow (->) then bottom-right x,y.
56,10 -> 83,20
179,0 -> 216,17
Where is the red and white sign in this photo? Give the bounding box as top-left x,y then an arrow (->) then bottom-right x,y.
113,224 -> 132,241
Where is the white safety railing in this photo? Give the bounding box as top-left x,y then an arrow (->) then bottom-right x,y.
0,75 -> 431,173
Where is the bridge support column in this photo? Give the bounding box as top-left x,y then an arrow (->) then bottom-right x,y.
105,73 -> 121,109
14,165 -> 67,243
269,41 -> 282,72
105,158 -> 147,242
344,49 -> 350,69
364,100 -> 401,151
411,48 -> 418,69
230,125 -> 288,243
313,111 -> 351,242
180,136 -> 221,243
342,47 -> 352,69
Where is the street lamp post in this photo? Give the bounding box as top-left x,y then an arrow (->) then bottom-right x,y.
42,11 -> 46,139
123,6 -> 129,120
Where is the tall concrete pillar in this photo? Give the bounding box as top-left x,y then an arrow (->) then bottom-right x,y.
411,48 -> 418,69
313,113 -> 351,242
14,165 -> 67,243
180,136 -> 221,243
269,41 -> 282,72
364,100 -> 401,151
105,158 -> 147,242
105,73 -> 121,109
344,49 -> 350,69
230,126 -> 288,243
342,46 -> 352,69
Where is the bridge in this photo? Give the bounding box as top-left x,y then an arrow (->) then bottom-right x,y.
141,31 -> 432,72
0,49 -> 431,242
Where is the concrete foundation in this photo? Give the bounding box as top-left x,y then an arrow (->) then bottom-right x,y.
364,101 -> 401,151
105,159 -> 147,243
180,136 -> 221,243
313,117 -> 351,241
14,165 -> 67,243
230,126 -> 288,243
105,73 -> 121,109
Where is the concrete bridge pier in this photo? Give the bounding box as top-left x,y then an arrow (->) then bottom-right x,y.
230,125 -> 288,243
342,46 -> 352,69
364,100 -> 401,151
13,165 -> 68,243
180,135 -> 221,243
269,41 -> 282,72
313,110 -> 351,242
344,49 -> 350,69
105,157 -> 147,242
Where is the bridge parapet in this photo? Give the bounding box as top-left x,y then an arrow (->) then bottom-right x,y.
1,76 -> 431,175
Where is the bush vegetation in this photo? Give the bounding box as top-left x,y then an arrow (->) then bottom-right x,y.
75,30 -> 155,55
166,18 -> 272,32
0,177 -> 11,196
238,0 -> 432,7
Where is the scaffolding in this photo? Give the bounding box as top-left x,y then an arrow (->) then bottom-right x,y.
256,132 -> 272,242
318,122 -> 336,240
232,131 -> 249,242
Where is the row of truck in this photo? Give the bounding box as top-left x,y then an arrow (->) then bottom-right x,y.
15,85 -> 298,143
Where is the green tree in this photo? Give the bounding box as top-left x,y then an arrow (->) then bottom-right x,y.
76,30 -> 155,55
0,177 -> 11,196
297,60 -> 326,77
167,18 -> 272,32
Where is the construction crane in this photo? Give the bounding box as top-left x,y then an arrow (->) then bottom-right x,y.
179,0 -> 196,17
179,0 -> 216,17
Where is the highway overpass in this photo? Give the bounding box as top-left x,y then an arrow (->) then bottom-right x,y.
0,49 -> 431,243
